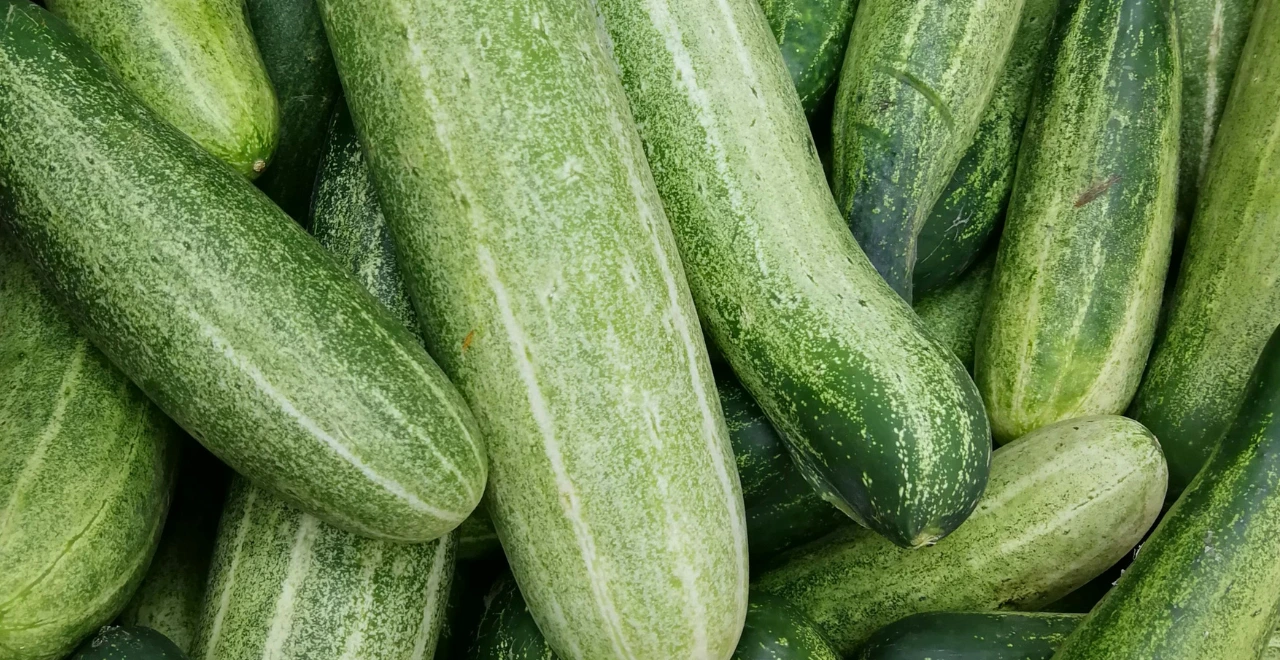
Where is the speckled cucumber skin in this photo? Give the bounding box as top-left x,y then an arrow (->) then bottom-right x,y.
594,0 -> 991,550
470,575 -> 556,660
192,477 -> 454,660
0,240 -> 177,660
831,0 -> 1024,301
316,1 -> 748,658
0,2 -> 487,543
1128,0 -> 1280,497
756,0 -> 859,114
756,416 -> 1167,655
974,0 -> 1180,443
913,251 -> 995,372
45,0 -> 279,179
71,626 -> 189,660
855,612 -> 1082,660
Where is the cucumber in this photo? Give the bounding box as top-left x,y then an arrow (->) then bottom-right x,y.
974,0 -> 1180,443
192,477 -> 455,660
470,575 -> 555,660
0,2 -> 487,544
44,0 -> 279,179
830,0 -> 1025,301
757,0 -> 859,114
317,1 -> 749,658
247,0 -> 342,222
913,251 -> 995,372
434,560 -> 504,660
755,415 -> 1167,654
911,0 -> 1062,294
0,240 -> 177,660
594,0 -> 991,549
70,626 -> 188,660
1128,0 -> 1280,497
855,612 -> 1083,660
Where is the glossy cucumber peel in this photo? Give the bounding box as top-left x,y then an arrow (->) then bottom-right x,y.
975,0 -> 1180,442
70,627 -> 189,660
755,416 -> 1167,654
757,0 -> 859,114
855,612 -> 1082,660
0,2 -> 486,543
914,251 -> 995,371
45,0 -> 279,178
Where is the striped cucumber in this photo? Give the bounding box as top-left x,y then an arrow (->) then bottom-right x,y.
316,1 -> 748,658
831,0 -> 1024,301
757,0 -> 859,114
974,0 -> 1180,442
0,240 -> 177,660
44,0 -> 279,178
0,2 -> 486,544
1129,0 -> 1280,496
755,415 -> 1167,654
71,627 -> 189,660
192,477 -> 454,660
855,612 -> 1083,660
594,0 -> 990,549
913,251 -> 995,371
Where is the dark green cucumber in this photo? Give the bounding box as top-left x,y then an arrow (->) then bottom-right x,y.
855,612 -> 1082,660
70,627 -> 188,660
0,2 -> 486,543
434,559 -> 505,660
974,0 -> 1180,442
719,365 -> 797,503
913,251 -> 995,372
469,575 -> 554,660
757,0 -> 859,114
247,0 -> 342,222
1128,0 -> 1280,497
831,0 -> 1024,301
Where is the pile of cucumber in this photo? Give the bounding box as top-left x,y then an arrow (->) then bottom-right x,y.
2,0 -> 1280,657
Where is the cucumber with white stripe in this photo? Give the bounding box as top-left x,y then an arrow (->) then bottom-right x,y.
913,251 -> 995,372
755,415 -> 1168,654
757,0 -> 859,114
317,1 -> 748,658
0,2 -> 487,544
192,477 -> 454,660
0,239 -> 177,660
974,0 -> 1180,442
44,0 -> 279,178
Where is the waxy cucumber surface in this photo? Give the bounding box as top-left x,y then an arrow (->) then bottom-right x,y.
0,2 -> 486,543
757,0 -> 859,114
71,627 -> 189,660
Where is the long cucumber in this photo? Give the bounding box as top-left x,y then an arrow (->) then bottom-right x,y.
757,0 -> 860,114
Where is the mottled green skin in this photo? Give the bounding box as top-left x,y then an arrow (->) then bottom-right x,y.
469,576 -> 556,660
45,0 -> 279,179
456,507 -> 503,562
595,0 -> 991,550
0,3 -> 487,543
914,251 -> 995,372
317,1 -> 748,658
1129,0 -> 1280,498
831,0 -> 1024,302
974,0 -> 1180,443
71,626 -> 189,660
756,0 -> 859,114
193,478 -> 455,660
756,416 -> 1167,654
0,241 -> 177,660
856,612 -> 1081,660
247,0 -> 341,222
912,0 -> 1060,294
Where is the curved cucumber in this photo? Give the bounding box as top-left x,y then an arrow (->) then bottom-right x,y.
0,241 -> 177,660
755,415 -> 1167,654
913,251 -> 995,372
71,626 -> 189,660
975,0 -> 1180,442
0,2 -> 486,543
856,612 -> 1083,660
594,0 -> 990,549
757,0 -> 859,114
45,0 -> 279,178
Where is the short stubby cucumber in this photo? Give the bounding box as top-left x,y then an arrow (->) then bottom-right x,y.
0,240 -> 177,660
317,1 -> 749,658
757,0 -> 860,114
0,2 -> 487,543
594,0 -> 991,549
192,477 -> 455,660
913,251 -> 995,371
45,0 -> 280,178
70,627 -> 189,660
855,612 -> 1083,660
755,416 -> 1167,654
974,0 -> 1180,442
831,0 -> 1025,301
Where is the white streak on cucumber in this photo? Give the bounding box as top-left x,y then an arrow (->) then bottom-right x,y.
261,514 -> 319,660
336,541 -> 383,660
1200,0 -> 1226,184
201,486 -> 259,660
408,535 -> 451,660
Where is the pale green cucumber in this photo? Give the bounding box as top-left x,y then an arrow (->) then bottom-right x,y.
316,1 -> 748,659
192,477 -> 454,660
0,239 -> 177,660
0,3 -> 486,544
913,251 -> 995,371
974,0 -> 1180,442
594,0 -> 990,549
45,0 -> 280,178
755,415 -> 1167,654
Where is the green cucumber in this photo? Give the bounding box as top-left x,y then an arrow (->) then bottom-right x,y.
247,0 -> 342,222
974,0 -> 1180,442
434,560 -> 504,660
0,2 -> 486,544
830,0 -> 1025,301
44,0 -> 279,179
470,575 -> 554,660
755,415 -> 1167,654
317,1 -> 748,657
757,0 -> 859,115
855,612 -> 1083,660
0,240 -> 177,660
911,0 -> 1061,294
1128,0 -> 1280,497
594,0 -> 991,549
71,626 -> 189,660
913,251 -> 995,372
